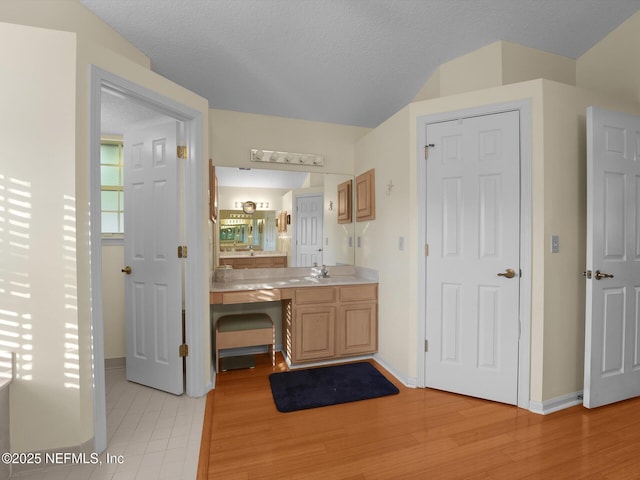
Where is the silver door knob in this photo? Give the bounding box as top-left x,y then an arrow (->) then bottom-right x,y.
594,270 -> 614,280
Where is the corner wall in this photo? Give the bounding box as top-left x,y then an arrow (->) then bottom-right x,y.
0,21 -> 80,453
577,11 -> 640,106
1,2 -> 211,453
354,107 -> 413,380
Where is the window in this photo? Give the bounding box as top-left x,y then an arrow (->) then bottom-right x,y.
100,138 -> 124,236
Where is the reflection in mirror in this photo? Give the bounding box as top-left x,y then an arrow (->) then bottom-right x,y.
216,167 -> 355,267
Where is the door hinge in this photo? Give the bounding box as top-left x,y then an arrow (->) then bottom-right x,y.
424,143 -> 435,160
178,245 -> 188,258
425,243 -> 429,256
424,339 -> 429,352
179,344 -> 189,357
177,145 -> 188,159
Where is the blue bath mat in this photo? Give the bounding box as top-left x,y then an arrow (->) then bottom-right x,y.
269,362 -> 399,413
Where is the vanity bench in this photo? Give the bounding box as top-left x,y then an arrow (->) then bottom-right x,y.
215,313 -> 275,372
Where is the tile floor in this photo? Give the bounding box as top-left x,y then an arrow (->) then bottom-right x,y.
12,367 -> 206,480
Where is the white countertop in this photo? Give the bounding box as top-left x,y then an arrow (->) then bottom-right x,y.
211,266 -> 378,292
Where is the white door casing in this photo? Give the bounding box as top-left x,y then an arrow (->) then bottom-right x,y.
425,110 -> 521,405
295,194 -> 324,267
584,106 -> 640,408
123,120 -> 184,395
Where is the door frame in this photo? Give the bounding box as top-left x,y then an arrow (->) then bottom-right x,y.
88,66 -> 207,452
415,100 -> 532,409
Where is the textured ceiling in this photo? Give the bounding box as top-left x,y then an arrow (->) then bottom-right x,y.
82,0 -> 640,128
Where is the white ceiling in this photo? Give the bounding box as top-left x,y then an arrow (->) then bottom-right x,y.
83,0 -> 640,128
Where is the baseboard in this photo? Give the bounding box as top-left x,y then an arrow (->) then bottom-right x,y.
529,391 -> 583,415
104,357 -> 125,370
372,354 -> 417,388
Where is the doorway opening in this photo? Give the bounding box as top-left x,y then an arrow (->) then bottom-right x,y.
89,66 -> 207,452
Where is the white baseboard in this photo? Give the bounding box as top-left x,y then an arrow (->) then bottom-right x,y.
372,354 -> 417,388
529,391 -> 583,415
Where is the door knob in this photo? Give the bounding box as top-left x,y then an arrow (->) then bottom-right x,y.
594,270 -> 614,280
121,266 -> 132,275
497,268 -> 516,279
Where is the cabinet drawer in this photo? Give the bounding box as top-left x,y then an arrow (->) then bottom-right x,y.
220,289 -> 281,304
272,256 -> 287,267
339,284 -> 377,302
295,286 -> 336,305
254,257 -> 274,268
234,258 -> 255,268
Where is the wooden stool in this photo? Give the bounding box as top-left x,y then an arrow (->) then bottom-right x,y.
215,313 -> 275,372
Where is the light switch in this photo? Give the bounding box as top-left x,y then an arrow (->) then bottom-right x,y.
551,235 -> 560,253
399,236 -> 405,251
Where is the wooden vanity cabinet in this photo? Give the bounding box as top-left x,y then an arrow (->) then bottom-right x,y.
287,284 -> 378,364
219,255 -> 287,269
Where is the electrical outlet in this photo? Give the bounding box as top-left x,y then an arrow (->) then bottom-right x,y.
399,236 -> 405,251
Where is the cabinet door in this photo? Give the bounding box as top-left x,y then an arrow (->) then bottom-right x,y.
337,302 -> 377,356
293,305 -> 336,362
355,169 -> 375,221
337,179 -> 352,224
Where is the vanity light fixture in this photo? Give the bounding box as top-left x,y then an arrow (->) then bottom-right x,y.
233,201 -> 270,210
251,148 -> 324,167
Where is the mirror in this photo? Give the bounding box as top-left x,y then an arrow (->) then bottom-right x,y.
216,167 -> 355,267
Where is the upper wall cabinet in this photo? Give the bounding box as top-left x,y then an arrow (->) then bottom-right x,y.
337,179 -> 352,224
355,168 -> 375,222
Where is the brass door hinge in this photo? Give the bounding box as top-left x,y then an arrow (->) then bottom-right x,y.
179,344 -> 189,357
424,339 -> 429,352
425,244 -> 429,256
177,145 -> 188,159
178,245 -> 188,258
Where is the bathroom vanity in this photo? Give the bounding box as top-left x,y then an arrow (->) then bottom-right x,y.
210,266 -> 378,365
219,251 -> 288,269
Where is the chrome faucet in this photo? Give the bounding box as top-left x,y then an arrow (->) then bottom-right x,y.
312,264 -> 329,278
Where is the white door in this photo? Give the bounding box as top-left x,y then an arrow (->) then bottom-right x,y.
425,111 -> 521,405
123,120 -> 184,395
584,107 -> 640,408
296,195 -> 324,267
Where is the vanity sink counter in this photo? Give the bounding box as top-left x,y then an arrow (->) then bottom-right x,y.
210,266 -> 379,365
210,266 -> 378,296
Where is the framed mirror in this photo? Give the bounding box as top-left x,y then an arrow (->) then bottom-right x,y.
216,167 -> 355,267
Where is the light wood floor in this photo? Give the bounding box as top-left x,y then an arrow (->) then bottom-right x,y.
197,353 -> 640,479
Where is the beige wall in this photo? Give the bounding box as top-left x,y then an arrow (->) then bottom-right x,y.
209,109 -> 369,174
354,107 -> 413,377
0,0 -> 149,68
0,21 -> 80,453
1,1 -> 211,453
414,41 -> 576,103
102,245 -> 126,359
577,11 -> 640,106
